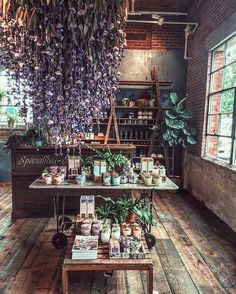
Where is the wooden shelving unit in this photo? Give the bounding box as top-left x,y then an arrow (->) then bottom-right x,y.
86,68 -> 177,176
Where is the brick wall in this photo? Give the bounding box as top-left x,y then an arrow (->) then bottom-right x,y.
186,0 -> 236,156
126,23 -> 185,50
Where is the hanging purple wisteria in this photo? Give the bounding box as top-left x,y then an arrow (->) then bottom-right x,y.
0,0 -> 127,144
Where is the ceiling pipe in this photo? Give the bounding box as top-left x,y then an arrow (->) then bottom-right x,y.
128,0 -> 188,16
128,11 -> 188,16
126,19 -> 198,33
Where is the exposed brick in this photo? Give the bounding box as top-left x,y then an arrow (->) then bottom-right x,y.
126,23 -> 185,50
186,0 -> 236,156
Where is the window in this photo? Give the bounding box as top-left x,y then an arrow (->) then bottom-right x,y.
205,34 -> 236,166
0,71 -> 32,128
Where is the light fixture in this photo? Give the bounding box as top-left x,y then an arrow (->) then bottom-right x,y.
152,14 -> 165,26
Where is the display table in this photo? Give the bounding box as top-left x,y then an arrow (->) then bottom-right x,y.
30,177 -> 178,191
62,236 -> 153,294
11,144 -> 135,219
30,178 -> 178,248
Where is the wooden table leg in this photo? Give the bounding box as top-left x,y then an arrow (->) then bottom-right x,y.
62,268 -> 68,294
147,267 -> 153,294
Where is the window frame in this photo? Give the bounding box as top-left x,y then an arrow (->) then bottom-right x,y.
205,34 -> 236,166
0,71 -> 32,128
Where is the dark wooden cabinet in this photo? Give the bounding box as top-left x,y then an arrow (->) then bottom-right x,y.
11,144 -> 135,219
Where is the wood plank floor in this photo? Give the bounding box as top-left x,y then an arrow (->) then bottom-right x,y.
0,183 -> 235,294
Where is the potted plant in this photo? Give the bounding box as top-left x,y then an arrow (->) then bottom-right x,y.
24,125 -> 46,147
95,203 -> 118,224
141,172 -> 153,186
111,172 -> 121,186
4,133 -> 25,151
97,195 -> 157,228
6,114 -> 18,130
82,144 -> 128,172
100,224 -> 111,243
102,172 -> 111,186
0,89 -> 5,102
152,171 -> 162,186
152,93 -> 197,148
111,224 -> 121,240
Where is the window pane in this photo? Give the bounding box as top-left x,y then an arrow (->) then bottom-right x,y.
220,89 -> 234,113
212,45 -> 225,71
0,72 -> 8,91
223,62 -> 236,89
206,135 -> 232,162
219,114 -> 232,136
208,93 -> 221,114
206,135 -> 218,158
207,115 -> 219,135
207,114 -> 232,136
217,137 -> 232,162
226,36 -> 236,65
233,140 -> 236,165
210,69 -> 223,92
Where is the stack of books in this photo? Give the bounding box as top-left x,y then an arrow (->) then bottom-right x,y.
72,235 -> 98,260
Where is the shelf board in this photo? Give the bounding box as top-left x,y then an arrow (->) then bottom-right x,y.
115,106 -> 158,110
120,139 -> 149,142
82,138 -> 105,141
119,124 -> 154,126
133,157 -> 173,160
118,118 -> 154,120
119,80 -> 172,87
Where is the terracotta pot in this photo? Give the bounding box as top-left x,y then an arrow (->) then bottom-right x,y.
126,211 -> 136,223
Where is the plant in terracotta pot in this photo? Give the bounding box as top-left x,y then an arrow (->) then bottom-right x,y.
97,195 -> 157,228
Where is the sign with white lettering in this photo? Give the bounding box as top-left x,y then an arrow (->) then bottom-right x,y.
15,155 -> 68,169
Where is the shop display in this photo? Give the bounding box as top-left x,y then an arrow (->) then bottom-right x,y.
110,237 -> 147,259
101,225 -> 111,243
76,174 -> 86,185
93,160 -> 107,182
72,236 -> 98,260
141,157 -> 154,173
111,172 -> 121,186
79,196 -> 95,219
111,224 -> 121,240
68,157 -> 80,178
102,172 -> 112,186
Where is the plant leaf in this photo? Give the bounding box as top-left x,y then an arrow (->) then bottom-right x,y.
165,117 -> 185,129
187,135 -> 197,145
170,92 -> 179,105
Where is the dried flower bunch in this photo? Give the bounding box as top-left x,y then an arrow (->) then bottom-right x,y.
0,0 -> 127,144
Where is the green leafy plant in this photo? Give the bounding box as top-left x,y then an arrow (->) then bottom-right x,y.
4,133 -> 25,151
0,89 -> 5,102
24,125 -> 47,146
96,194 -> 157,227
153,93 -> 197,148
82,143 -> 128,171
95,203 -> 118,224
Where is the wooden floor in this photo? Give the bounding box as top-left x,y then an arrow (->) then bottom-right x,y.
0,183 -> 235,294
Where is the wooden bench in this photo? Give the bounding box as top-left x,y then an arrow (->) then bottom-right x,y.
62,237 -> 153,294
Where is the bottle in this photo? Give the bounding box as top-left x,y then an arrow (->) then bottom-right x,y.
140,131 -> 143,140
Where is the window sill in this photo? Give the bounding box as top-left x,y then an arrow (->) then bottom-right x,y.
202,156 -> 236,173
